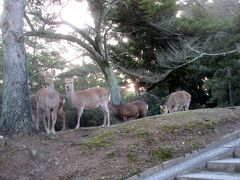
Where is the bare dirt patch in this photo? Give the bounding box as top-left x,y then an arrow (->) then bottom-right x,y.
1,107 -> 240,180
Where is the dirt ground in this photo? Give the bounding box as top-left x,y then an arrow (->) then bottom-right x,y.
1,107 -> 240,180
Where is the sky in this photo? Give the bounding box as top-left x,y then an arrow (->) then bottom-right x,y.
0,0 -> 92,32
0,1 -> 2,15
56,0 -> 93,33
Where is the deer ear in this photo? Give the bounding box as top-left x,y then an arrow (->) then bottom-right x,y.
65,78 -> 69,83
72,76 -> 78,81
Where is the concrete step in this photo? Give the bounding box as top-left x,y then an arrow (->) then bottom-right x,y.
176,171 -> 240,180
207,158 -> 240,173
234,149 -> 240,157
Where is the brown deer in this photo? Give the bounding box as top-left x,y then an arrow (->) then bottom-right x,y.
30,95 -> 39,130
36,70 -> 60,134
30,93 -> 66,131
64,78 -> 111,128
109,100 -> 148,121
160,90 -> 191,114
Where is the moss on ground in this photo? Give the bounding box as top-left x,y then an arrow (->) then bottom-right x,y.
135,129 -> 150,137
80,130 -> 115,152
201,119 -> 216,130
186,137 -> 203,149
148,147 -> 173,161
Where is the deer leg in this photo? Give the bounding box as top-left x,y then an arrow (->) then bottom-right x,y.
35,115 -> 39,131
35,103 -> 40,131
122,116 -> 128,121
172,105 -> 179,112
102,112 -> 107,127
43,111 -> 50,134
76,107 -> 84,129
60,111 -> 66,131
107,110 -> 110,127
168,106 -> 173,113
101,104 -> 110,127
184,102 -> 190,111
99,106 -> 107,127
51,109 -> 58,134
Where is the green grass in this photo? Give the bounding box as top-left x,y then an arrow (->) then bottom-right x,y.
149,147 -> 173,161
201,119 -> 216,130
186,137 -> 203,149
127,152 -> 138,163
106,151 -> 116,159
161,124 -> 178,134
80,131 -> 115,151
135,129 -> 150,137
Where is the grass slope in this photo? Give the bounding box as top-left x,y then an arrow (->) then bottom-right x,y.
1,107 -> 240,180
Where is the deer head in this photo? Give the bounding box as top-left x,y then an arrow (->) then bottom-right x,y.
159,105 -> 168,114
40,69 -> 56,86
64,78 -> 74,91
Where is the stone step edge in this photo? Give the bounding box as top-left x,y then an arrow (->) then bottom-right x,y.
176,171 -> 240,180
127,130 -> 240,180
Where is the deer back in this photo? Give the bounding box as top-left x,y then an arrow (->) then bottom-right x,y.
166,90 -> 191,108
110,100 -> 148,118
73,87 -> 110,108
130,100 -> 148,117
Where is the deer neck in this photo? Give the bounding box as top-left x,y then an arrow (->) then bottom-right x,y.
46,83 -> 56,96
66,87 -> 77,107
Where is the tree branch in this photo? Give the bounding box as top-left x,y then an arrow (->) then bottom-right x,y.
24,12 -> 36,32
29,54 -> 82,83
25,11 -> 96,48
113,45 -> 239,83
148,22 -> 183,36
25,31 -> 101,61
187,45 -> 238,56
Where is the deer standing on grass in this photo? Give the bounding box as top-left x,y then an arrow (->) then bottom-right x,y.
160,90 -> 191,114
36,70 -> 60,134
30,93 -> 66,131
109,100 -> 148,121
64,78 -> 111,128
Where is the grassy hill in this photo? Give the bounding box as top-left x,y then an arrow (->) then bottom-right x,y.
1,107 -> 240,180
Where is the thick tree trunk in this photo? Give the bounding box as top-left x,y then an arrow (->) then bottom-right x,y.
0,0 -> 34,135
100,64 -> 122,105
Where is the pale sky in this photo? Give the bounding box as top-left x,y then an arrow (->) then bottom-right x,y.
56,0 -> 94,33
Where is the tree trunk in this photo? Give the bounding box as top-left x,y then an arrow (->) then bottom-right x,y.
0,0 -> 34,135
100,64 -> 122,105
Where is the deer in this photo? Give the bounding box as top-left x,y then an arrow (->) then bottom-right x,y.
30,95 -> 39,130
30,93 -> 66,131
64,77 -> 111,128
160,90 -> 191,114
109,100 -> 148,121
36,70 -> 61,134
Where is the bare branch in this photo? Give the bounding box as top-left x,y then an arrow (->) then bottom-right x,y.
187,45 -> 238,56
191,0 -> 208,9
25,10 -> 96,48
25,31 -> 102,61
30,54 -> 82,82
104,27 -> 111,60
113,41 -> 239,83
24,12 -> 36,32
148,22 -> 183,36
